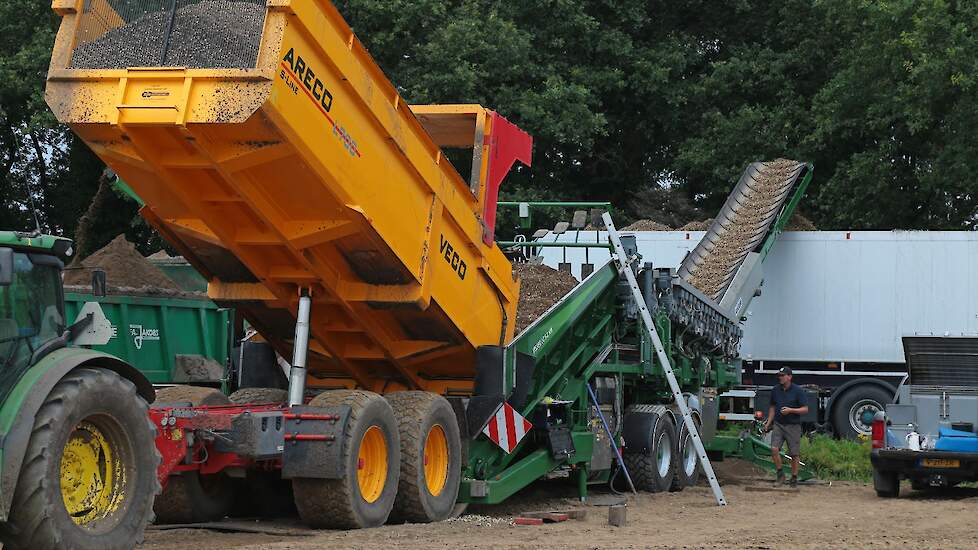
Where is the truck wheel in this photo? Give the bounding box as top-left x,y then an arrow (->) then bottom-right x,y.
624,412 -> 676,493
873,468 -> 900,498
228,387 -> 289,405
293,390 -> 400,529
153,386 -> 234,523
386,391 -> 462,523
0,368 -> 159,550
832,385 -> 892,440
670,413 -> 702,491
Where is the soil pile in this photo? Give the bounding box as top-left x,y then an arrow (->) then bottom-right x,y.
514,263 -> 579,333
71,1 -> 265,69
785,212 -> 817,231
64,234 -> 189,296
622,219 -> 673,231
680,218 -> 714,231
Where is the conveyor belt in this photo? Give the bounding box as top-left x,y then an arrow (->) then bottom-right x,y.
678,159 -> 807,302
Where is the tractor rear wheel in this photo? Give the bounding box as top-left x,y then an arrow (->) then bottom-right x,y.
0,368 -> 159,550
386,391 -> 462,523
153,386 -> 235,524
292,390 -> 400,529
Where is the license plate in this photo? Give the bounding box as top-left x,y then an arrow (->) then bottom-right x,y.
922,458 -> 960,469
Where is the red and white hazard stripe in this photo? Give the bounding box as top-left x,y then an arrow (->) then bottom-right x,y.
482,402 -> 532,454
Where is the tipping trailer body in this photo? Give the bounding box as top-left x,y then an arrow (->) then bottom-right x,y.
47,0 -> 530,395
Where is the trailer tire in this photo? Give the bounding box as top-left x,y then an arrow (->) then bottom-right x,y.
623,413 -> 676,493
228,387 -> 289,405
293,390 -> 400,529
0,368 -> 160,550
153,386 -> 235,524
670,413 -> 702,491
386,391 -> 462,523
153,385 -> 229,407
832,385 -> 892,440
873,468 -> 900,498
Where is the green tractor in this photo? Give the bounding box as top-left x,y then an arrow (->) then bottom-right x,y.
0,232 -> 159,550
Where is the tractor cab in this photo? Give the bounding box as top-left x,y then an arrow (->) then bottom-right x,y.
0,232 -> 110,398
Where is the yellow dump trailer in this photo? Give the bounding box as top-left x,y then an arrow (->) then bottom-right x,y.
47,0 -> 532,395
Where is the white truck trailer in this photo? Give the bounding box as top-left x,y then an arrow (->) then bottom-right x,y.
536,230 -> 978,438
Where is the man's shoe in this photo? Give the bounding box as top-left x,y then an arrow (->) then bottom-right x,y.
789,476 -> 798,488
775,470 -> 785,485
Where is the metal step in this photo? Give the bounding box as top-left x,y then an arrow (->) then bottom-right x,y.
678,160 -> 808,301
604,213 -> 727,506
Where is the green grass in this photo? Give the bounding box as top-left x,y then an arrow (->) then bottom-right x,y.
800,434 -> 873,482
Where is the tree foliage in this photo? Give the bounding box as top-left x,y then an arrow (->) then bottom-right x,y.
0,0 -> 162,256
0,0 -> 976,248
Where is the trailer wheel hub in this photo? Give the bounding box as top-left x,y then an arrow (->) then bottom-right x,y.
60,418 -> 126,526
357,426 -> 388,503
424,424 -> 449,496
656,431 -> 672,478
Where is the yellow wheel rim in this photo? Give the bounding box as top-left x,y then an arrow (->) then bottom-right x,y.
60,419 -> 126,526
423,424 -> 449,496
357,426 -> 388,503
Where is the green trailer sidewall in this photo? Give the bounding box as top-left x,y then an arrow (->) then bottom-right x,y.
0,347 -> 153,522
64,292 -> 229,385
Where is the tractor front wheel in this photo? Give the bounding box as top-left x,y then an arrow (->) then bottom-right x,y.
0,368 -> 159,550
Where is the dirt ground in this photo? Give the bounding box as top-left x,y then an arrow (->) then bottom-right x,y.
141,460 -> 978,549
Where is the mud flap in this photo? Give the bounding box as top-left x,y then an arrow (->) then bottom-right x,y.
467,346 -> 505,437
281,405 -> 351,479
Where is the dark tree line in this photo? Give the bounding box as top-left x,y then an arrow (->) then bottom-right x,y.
2,0 -> 976,255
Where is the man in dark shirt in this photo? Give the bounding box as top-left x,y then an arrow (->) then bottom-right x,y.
764,367 -> 809,487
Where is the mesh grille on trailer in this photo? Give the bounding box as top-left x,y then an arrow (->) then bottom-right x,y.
70,0 -> 266,69
903,336 -> 978,387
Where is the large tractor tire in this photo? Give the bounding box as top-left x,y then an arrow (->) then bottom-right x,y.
386,391 -> 462,523
153,386 -> 235,524
0,368 -> 160,550
228,387 -> 289,405
623,409 -> 677,493
292,390 -> 400,529
832,385 -> 893,440
670,412 -> 702,491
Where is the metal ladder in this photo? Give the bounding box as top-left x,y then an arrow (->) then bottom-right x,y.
603,212 -> 727,506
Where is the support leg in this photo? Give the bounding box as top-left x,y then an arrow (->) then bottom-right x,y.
576,467 -> 588,503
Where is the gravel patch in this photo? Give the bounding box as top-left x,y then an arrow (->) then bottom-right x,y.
71,0 -> 265,69
622,219 -> 673,231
